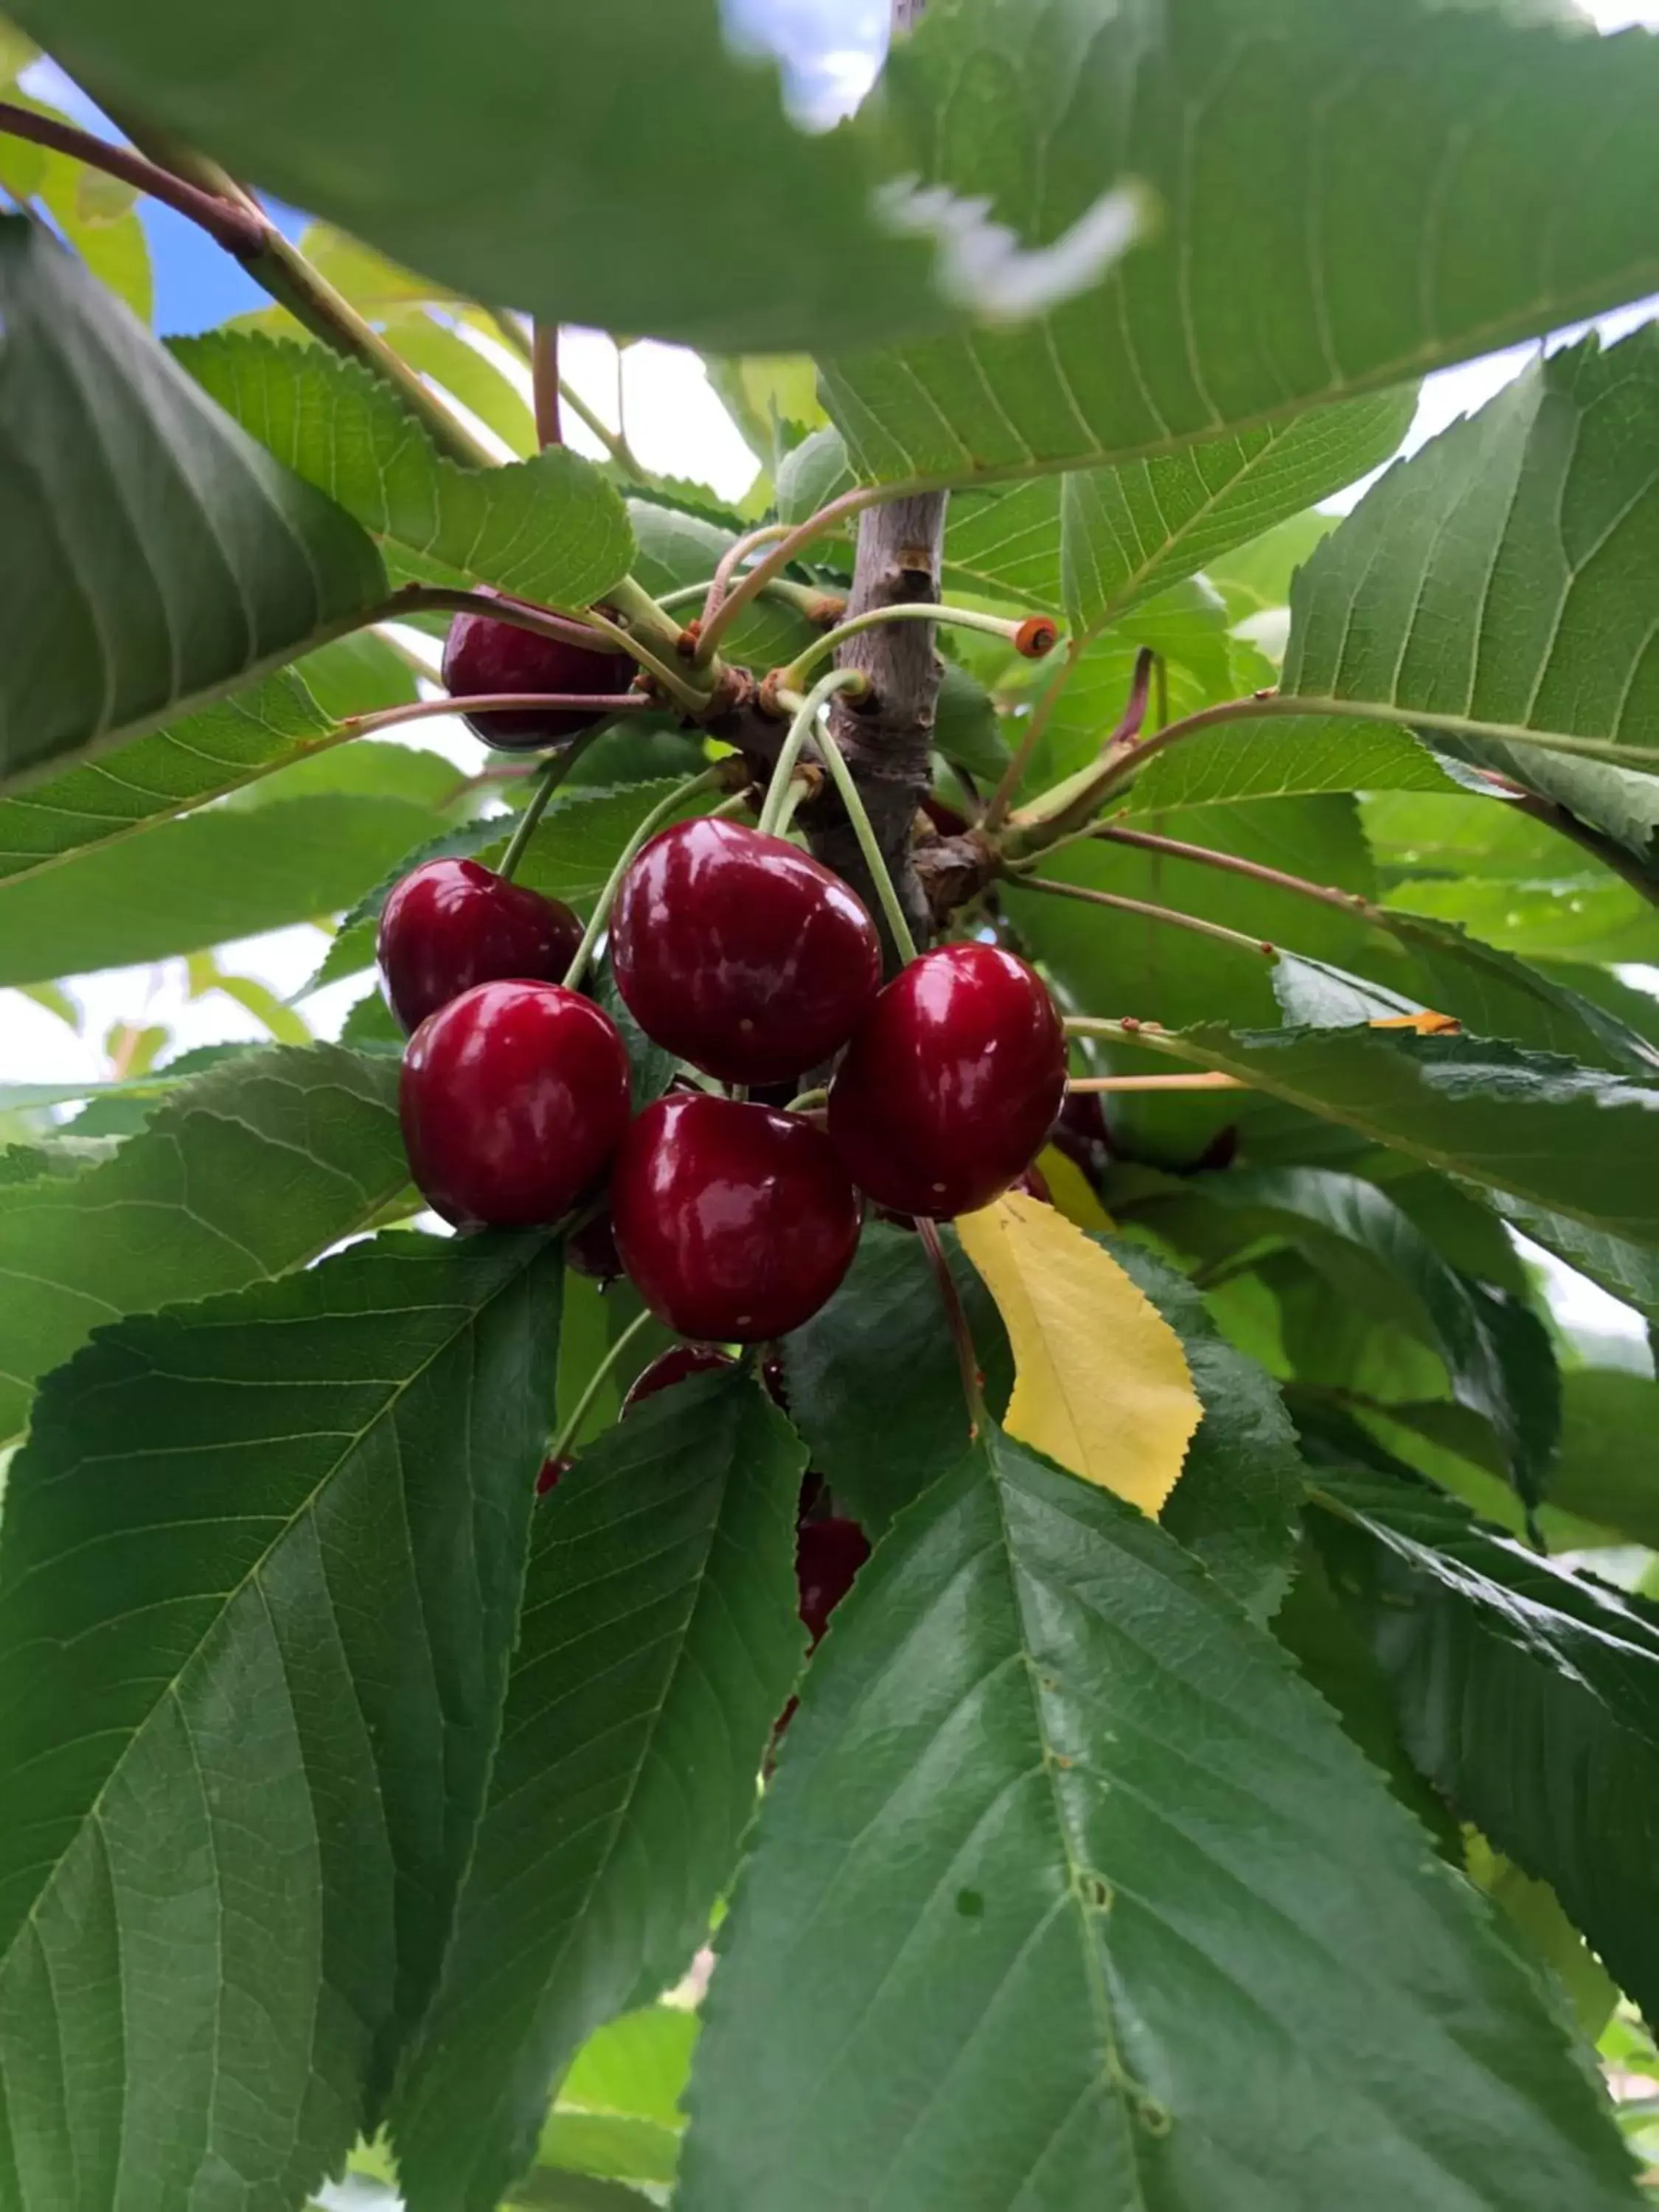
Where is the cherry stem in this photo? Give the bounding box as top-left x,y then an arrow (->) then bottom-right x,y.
0,99 -> 262,251
385,586 -> 616,655
1068,1073 -> 1248,1094
917,1220 -> 985,1441
700,522 -> 794,637
548,1308 -> 655,1461
658,576 -> 834,620
981,644 -> 1082,833
757,668 -> 867,838
786,1087 -> 829,1113
1014,874 -> 1280,961
695,486 -> 882,667
775,682 -> 920,964
779,604 -> 1060,693
1000,647 -> 1157,851
341,690 -> 649,744
498,732 -> 602,883
1055,823 -> 1387,924
532,320 -> 564,448
563,767 -> 726,992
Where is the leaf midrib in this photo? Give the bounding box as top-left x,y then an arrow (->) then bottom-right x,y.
0,1247 -> 540,1978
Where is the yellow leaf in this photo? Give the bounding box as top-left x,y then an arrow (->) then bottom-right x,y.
1036,1145 -> 1114,1234
956,1192 -> 1200,1516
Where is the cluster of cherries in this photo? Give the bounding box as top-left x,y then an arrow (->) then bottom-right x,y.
380,605 -> 1070,1638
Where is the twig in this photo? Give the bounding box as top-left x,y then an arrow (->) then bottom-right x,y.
532,320 -> 563,449
1015,874 -> 1279,960
0,100 -> 262,253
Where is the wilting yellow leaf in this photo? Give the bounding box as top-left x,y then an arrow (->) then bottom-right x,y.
1036,1145 -> 1113,1234
956,1192 -> 1200,1515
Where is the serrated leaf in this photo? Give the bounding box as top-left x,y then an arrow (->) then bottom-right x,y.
0,790 -> 442,987
0,1042 -> 408,1445
678,1424 -> 1637,2212
0,1229 -> 560,2208
823,0 -> 1659,490
1060,390 -> 1416,636
0,110 -> 153,321
1548,1368 -> 1659,1548
956,1192 -> 1200,1513
627,498 -> 816,672
1310,1467 -> 1659,2035
1110,1239 -> 1303,1621
1126,716 -> 1455,811
176,333 -> 633,613
0,218 -> 383,790
1127,1024 -> 1659,1248
782,1220 -> 1015,1537
1284,330 -> 1659,816
383,309 -> 538,456
389,1369 -> 804,2212
18,0 -> 944,355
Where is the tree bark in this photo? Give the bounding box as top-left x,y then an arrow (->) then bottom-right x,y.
801,0 -> 948,967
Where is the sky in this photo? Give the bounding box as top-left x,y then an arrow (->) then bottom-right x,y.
5,0 -> 1658,1359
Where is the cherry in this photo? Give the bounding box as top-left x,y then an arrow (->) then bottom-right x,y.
400,979 -> 631,1228
566,1206 -> 624,1283
378,858 -> 582,1034
611,818 -> 882,1085
611,1093 -> 861,1343
442,601 -> 633,748
828,943 -> 1066,1220
1012,1160 -> 1051,1204
536,1455 -> 571,1496
796,1516 -> 870,1648
1050,1088 -> 1111,1180
621,1343 -> 736,1412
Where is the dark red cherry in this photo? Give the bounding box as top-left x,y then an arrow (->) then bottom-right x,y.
400,979 -> 631,1228
828,943 -> 1066,1220
566,1206 -> 624,1283
797,1516 -> 871,1648
621,1343 -> 736,1412
611,1093 -> 861,1343
442,602 -> 633,748
1012,1161 -> 1051,1204
611,818 -> 882,1085
536,1455 -> 572,1496
378,858 -> 582,1034
1051,1088 -> 1111,1178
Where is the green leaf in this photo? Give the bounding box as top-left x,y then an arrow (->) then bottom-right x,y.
1134,1025 -> 1659,1249
825,0 -> 1659,488
0,218 -> 383,790
0,108 -> 154,321
1284,330 -> 1659,800
0,1042 -> 408,1446
627,498 -> 816,672
389,1368 -> 804,2212
0,790 -> 442,987
1124,716 -> 1455,812
933,659 -> 1009,785
0,1229 -> 560,2206
1206,510 -> 1338,618
1548,1369 -> 1659,1548
1060,391 -> 1416,636
20,0 -> 943,355
1140,1166 -> 1560,1499
782,1221 -> 1014,1536
679,1424 -> 1636,2212
1495,1196 -> 1659,1326
176,333 -> 633,613
0,670 -> 337,888
1310,1467 -> 1659,2034
383,308 -> 538,456
295,629 -> 420,718
1110,1240 -> 1303,1621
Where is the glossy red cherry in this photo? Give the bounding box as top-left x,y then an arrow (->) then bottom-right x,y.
797,1516 -> 871,1648
611,1093 -> 861,1343
828,943 -> 1066,1220
442,603 -> 633,748
1012,1161 -> 1051,1204
400,979 -> 631,1228
622,1343 -> 736,1411
378,858 -> 582,1034
566,1206 -> 624,1283
610,818 -> 882,1085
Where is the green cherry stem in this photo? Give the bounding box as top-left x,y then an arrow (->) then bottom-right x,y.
498,731 -> 602,883
773,680 -> 920,964
694,486 -> 882,667
778,604 -> 1059,693
562,766 -> 726,992
547,1308 -> 655,1461
756,668 -> 867,837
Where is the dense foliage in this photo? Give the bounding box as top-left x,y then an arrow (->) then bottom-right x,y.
1,3 -> 1658,2208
